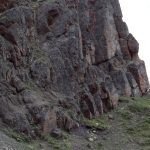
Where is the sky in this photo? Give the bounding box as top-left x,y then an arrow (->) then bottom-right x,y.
119,0 -> 150,80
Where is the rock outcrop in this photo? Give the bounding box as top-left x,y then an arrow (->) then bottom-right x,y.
0,0 -> 149,137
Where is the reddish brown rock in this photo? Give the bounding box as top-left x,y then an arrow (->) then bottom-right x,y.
127,34 -> 139,60
114,17 -> 129,38
80,91 -> 98,118
57,111 -> 79,131
127,61 -> 149,95
128,34 -> 139,54
119,38 -> 131,60
42,110 -> 57,135
0,0 -> 15,12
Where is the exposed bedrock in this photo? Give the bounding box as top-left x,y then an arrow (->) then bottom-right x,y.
0,0 -> 149,136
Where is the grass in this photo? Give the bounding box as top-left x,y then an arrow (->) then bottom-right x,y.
119,96 -> 131,103
1,127 -> 72,150
0,128 -> 30,143
43,133 -> 72,150
30,41 -> 49,63
117,109 -> 133,120
0,128 -> 38,150
81,115 -> 109,130
32,49 -> 49,62
128,97 -> 150,113
1,95 -> 150,150
126,117 -> 150,148
118,96 -> 150,149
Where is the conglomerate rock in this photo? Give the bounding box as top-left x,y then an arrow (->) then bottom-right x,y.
0,0 -> 149,136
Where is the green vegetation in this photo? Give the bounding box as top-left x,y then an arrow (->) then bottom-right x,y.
43,132 -> 72,150
96,142 -> 103,149
47,0 -> 56,2
119,96 -> 131,103
1,96 -> 150,150
127,117 -> 150,148
30,41 -> 49,62
1,127 -> 72,150
1,128 -> 30,143
128,97 -> 150,113
118,96 -> 150,150
32,49 -> 49,62
82,115 -> 109,130
0,128 -> 37,150
117,109 -> 133,120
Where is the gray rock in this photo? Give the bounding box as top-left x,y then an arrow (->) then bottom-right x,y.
51,128 -> 62,139
128,34 -> 139,54
0,0 -> 149,137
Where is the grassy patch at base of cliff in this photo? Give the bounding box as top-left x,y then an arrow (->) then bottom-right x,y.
42,131 -> 72,150
128,97 -> 150,113
81,115 -> 110,130
126,117 -> 150,148
0,128 -> 30,143
1,95 -> 150,150
118,96 -> 150,149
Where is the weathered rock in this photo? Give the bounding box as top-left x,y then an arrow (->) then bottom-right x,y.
30,60 -> 51,88
51,128 -> 62,139
0,0 -> 149,137
10,76 -> 26,92
0,0 -> 15,12
100,80 -> 118,112
111,70 -> 132,96
119,38 -> 131,60
127,34 -> 139,59
42,110 -> 57,136
128,34 -> 139,54
127,61 -> 149,95
80,90 -> 99,118
57,111 -> 79,131
126,72 -> 141,96
115,17 -> 129,38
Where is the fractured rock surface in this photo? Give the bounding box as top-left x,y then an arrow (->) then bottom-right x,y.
0,0 -> 149,136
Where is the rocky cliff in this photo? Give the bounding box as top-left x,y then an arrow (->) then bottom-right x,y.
0,0 -> 149,137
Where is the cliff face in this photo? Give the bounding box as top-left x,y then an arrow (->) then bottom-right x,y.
0,0 -> 149,136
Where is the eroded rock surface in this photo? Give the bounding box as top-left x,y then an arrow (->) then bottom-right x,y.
0,0 -> 149,136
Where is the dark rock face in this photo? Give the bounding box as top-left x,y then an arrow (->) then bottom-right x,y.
0,0 -> 149,136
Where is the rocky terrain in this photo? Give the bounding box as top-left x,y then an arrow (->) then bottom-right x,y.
0,0 -> 149,149
0,95 -> 150,150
